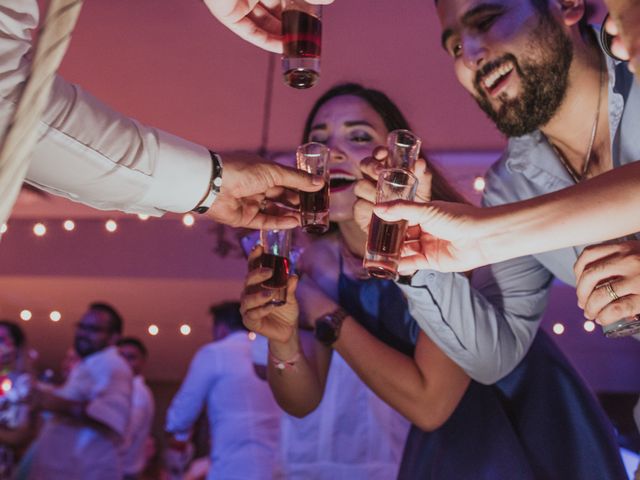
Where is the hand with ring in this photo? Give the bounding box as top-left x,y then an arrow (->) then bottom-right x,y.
574,240 -> 640,327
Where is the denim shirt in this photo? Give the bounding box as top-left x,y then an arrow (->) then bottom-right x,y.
399,44 -> 640,385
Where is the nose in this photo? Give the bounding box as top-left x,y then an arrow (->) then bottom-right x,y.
461,34 -> 487,71
329,146 -> 347,164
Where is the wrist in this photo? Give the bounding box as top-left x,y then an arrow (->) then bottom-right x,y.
268,335 -> 300,363
192,151 -> 223,214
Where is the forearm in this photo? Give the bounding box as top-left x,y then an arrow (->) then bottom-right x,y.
267,331 -> 325,418
336,318 -> 469,431
480,163 -> 640,262
0,1 -> 211,216
40,393 -> 86,420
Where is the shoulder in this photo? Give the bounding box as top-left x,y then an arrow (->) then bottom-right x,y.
88,347 -> 130,374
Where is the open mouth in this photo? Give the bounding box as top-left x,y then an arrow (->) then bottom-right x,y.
480,60 -> 515,97
330,170 -> 357,192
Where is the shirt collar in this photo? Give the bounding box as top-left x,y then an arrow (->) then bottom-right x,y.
505,26 -> 631,179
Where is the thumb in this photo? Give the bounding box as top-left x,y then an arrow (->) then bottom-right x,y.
273,165 -> 325,191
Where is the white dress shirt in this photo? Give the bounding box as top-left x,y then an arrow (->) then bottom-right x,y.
166,332 -> 281,480
0,0 -> 211,216
27,346 -> 133,480
122,375 -> 155,476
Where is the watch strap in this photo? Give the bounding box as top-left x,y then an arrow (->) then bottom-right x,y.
192,150 -> 223,214
314,307 -> 348,347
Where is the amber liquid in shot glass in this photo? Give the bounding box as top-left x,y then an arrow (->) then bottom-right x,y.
363,169 -> 418,280
282,5 -> 322,89
260,229 -> 292,306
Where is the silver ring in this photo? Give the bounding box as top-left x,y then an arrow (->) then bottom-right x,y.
604,281 -> 620,301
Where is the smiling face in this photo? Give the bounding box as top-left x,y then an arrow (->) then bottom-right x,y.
307,95 -> 389,222
438,0 -> 574,136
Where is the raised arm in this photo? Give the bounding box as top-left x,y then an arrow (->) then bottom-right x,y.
293,275 -> 470,431
1,0 -> 322,229
371,161 -> 640,273
241,246 -> 329,417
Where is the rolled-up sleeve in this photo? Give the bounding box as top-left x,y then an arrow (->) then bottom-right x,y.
399,254 -> 552,384
0,0 -> 211,216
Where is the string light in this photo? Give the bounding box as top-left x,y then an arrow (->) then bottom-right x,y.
19,310 -> 32,321
180,324 -> 191,336
63,220 -> 75,231
0,223 -> 7,234
1,378 -> 11,394
33,223 -> 46,237
552,323 -> 565,335
583,320 -> 596,332
105,219 -> 118,233
473,176 -> 486,192
248,331 -> 257,341
182,214 -> 195,227
137,214 -> 149,221
148,325 -> 159,336
49,311 -> 62,322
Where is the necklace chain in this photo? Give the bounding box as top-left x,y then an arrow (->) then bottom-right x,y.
551,55 -> 605,184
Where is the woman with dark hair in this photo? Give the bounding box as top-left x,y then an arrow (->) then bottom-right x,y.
241,83 -> 626,479
0,320 -> 33,480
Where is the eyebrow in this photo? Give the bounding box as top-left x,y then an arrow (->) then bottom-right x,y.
310,120 -> 375,131
440,3 -> 504,51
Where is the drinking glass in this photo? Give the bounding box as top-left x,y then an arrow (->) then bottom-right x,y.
260,229 -> 292,306
363,169 -> 418,280
386,129 -> 422,170
281,0 -> 322,89
297,142 -> 330,234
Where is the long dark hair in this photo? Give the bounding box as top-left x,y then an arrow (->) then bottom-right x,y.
302,83 -> 468,204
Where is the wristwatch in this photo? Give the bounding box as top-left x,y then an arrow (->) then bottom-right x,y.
192,150 -> 223,214
314,308 -> 348,347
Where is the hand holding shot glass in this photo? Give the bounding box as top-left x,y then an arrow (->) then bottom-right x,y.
281,0 -> 322,89
297,142 -> 330,234
363,169 -> 419,280
259,229 -> 292,306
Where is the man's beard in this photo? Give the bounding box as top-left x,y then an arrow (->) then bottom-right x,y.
74,336 -> 100,358
473,12 -> 574,137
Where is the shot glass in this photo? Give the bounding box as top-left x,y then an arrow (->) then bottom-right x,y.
259,229 -> 292,306
386,129 -> 422,170
281,0 -> 322,89
297,142 -> 330,234
603,315 -> 640,338
363,169 -> 418,280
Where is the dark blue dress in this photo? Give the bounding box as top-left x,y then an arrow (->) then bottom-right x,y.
337,262 -> 627,480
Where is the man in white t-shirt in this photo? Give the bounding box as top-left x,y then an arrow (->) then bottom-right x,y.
27,303 -> 133,480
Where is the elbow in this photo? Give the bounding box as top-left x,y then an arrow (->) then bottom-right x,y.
411,409 -> 452,432
276,399 -> 320,419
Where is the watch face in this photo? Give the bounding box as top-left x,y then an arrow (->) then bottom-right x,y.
315,319 -> 337,346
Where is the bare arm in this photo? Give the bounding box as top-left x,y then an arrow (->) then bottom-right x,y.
240,246 -> 329,417
373,161 -> 640,272
266,329 -> 331,418
336,319 -> 470,431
